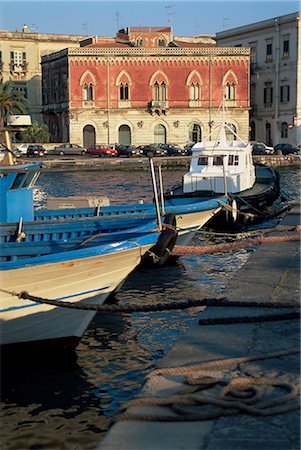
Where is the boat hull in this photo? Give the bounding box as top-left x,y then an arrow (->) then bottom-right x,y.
166,165 -> 280,228
175,207 -> 222,245
0,241 -> 151,346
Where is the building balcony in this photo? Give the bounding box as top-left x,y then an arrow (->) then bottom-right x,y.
148,100 -> 169,115
82,100 -> 95,108
118,100 -> 131,108
9,62 -> 28,75
189,100 -> 201,108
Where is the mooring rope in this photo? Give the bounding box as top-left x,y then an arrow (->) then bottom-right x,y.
116,348 -> 300,422
147,348 -> 300,378
172,233 -> 300,255
1,290 -> 299,311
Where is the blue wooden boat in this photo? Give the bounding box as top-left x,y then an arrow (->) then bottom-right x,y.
0,157 -> 225,351
0,161 -> 226,252
0,228 -> 170,349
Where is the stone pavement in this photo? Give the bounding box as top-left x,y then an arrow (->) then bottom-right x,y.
97,205 -> 300,450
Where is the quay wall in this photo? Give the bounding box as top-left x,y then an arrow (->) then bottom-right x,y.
19,154 -> 301,172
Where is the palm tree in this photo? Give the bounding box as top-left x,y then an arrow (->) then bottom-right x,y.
0,81 -> 29,128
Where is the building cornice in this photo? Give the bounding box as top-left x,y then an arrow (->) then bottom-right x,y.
0,30 -> 86,43
41,46 -> 250,63
216,11 -> 300,39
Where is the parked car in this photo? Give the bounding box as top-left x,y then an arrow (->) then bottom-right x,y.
27,145 -> 46,157
139,144 -> 168,157
86,144 -> 118,157
184,141 -> 195,155
250,142 -> 274,155
158,143 -> 186,156
116,144 -> 144,157
49,143 -> 87,156
13,143 -> 30,155
274,143 -> 300,155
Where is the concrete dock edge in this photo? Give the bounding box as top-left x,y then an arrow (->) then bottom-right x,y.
97,205 -> 300,450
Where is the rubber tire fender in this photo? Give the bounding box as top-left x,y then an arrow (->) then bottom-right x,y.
226,198 -> 238,224
149,213 -> 178,266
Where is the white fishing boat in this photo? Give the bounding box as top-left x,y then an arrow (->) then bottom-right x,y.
165,108 -> 280,226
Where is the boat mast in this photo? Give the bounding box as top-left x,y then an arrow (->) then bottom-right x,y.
148,157 -> 163,231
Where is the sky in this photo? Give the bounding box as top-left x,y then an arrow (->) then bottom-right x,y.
0,0 -> 300,37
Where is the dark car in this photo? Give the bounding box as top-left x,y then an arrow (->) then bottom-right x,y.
116,144 -> 144,157
27,145 -> 46,157
140,144 -> 168,157
86,144 -> 118,157
49,143 -> 87,156
274,143 -> 300,155
158,143 -> 186,156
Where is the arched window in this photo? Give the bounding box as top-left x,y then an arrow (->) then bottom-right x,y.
120,83 -> 129,100
136,38 -> 143,47
154,124 -> 166,144
189,83 -> 200,100
158,38 -> 165,47
189,123 -> 202,143
83,83 -> 93,101
153,81 -> 166,101
281,122 -> 288,138
226,83 -> 236,100
153,81 -> 160,101
83,124 -> 95,149
119,124 -> 131,145
226,123 -> 237,141
222,70 -> 238,102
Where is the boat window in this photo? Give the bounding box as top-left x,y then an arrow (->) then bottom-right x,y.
197,157 -> 208,165
213,156 -> 223,166
228,155 -> 239,166
22,172 -> 38,188
10,173 -> 26,190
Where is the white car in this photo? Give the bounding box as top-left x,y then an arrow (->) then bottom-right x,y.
250,142 -> 274,155
13,143 -> 30,155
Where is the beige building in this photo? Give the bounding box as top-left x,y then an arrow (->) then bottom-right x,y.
216,11 -> 301,147
0,25 -> 85,123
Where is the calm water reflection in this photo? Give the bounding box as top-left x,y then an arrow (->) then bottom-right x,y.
1,166 -> 299,450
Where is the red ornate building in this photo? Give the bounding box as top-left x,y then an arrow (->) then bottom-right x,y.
41,26 -> 250,147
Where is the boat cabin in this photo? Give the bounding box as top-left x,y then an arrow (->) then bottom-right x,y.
183,123 -> 256,195
0,163 -> 41,223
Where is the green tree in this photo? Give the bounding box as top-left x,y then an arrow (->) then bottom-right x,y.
0,81 -> 29,128
20,120 -> 50,143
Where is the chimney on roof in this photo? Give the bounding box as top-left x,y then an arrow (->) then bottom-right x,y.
22,24 -> 28,33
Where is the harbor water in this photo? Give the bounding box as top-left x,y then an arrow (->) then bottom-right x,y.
1,166 -> 300,450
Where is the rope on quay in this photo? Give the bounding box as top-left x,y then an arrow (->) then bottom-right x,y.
116,348 -> 300,422
172,233 -> 300,256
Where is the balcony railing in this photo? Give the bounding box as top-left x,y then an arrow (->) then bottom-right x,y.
149,100 -> 169,115
9,62 -> 28,74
